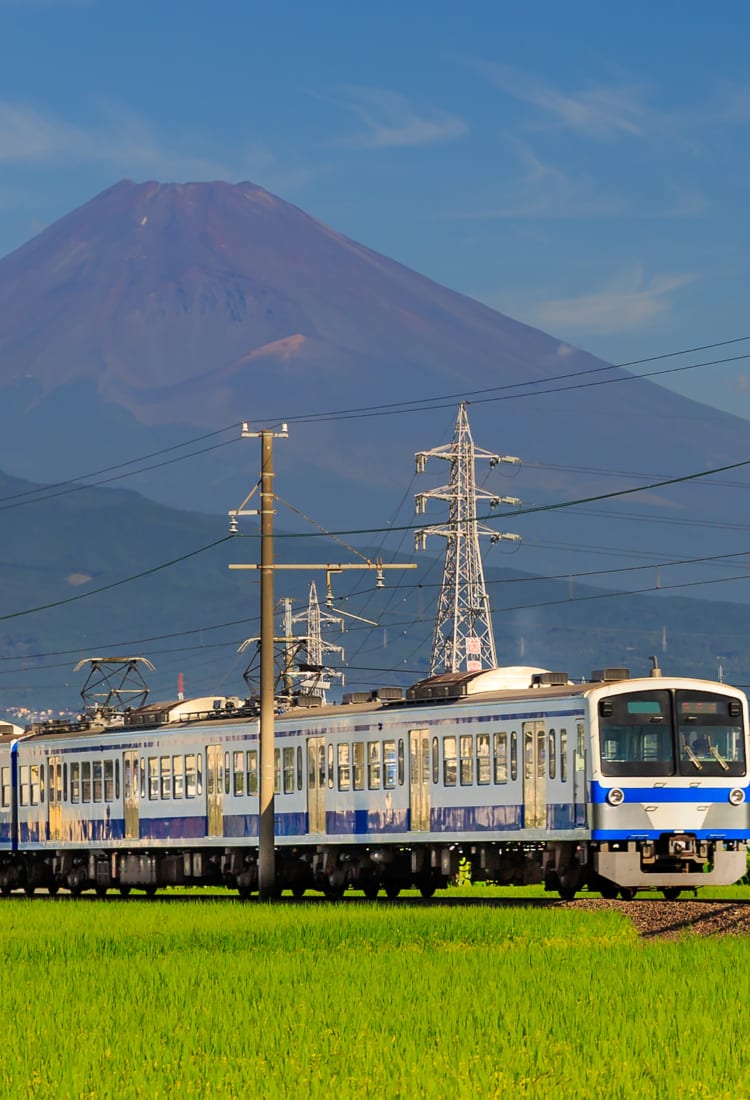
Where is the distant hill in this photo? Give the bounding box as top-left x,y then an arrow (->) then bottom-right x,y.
1,467 -> 749,717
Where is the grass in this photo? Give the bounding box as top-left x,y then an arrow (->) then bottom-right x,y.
0,897 -> 748,1098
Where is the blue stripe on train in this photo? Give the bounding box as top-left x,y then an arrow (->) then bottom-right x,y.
593,829 -> 750,841
592,782 -> 749,803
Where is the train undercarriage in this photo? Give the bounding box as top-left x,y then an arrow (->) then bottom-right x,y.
0,835 -> 745,901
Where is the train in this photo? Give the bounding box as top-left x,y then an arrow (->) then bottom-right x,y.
0,661 -> 747,901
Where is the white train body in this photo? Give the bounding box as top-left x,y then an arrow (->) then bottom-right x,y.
0,665 -> 747,899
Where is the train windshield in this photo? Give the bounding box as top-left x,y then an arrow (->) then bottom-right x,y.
598,689 -> 746,777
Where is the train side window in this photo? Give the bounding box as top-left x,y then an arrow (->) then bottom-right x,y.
460,735 -> 473,785
368,741 -> 381,789
115,760 -> 120,801
338,743 -> 351,791
560,730 -> 568,782
140,757 -> 146,799
549,730 -> 556,780
477,734 -> 490,784
283,747 -> 295,794
196,754 -> 203,796
81,762 -> 91,804
19,765 -> 30,807
93,761 -> 103,803
233,752 -> 244,796
274,748 -> 281,795
510,731 -> 518,782
185,755 -> 196,798
39,764 -> 45,804
327,743 -> 334,789
63,763 -> 68,803
71,762 -> 80,804
297,745 -> 303,791
224,752 -> 231,795
160,756 -> 172,799
1,766 -> 10,808
383,740 -> 396,789
353,742 -> 365,791
576,722 -> 585,772
443,736 -> 457,786
148,758 -> 159,800
173,756 -> 184,799
432,737 -> 439,784
104,760 -> 114,802
398,739 -> 405,786
494,733 -> 508,784
246,750 -> 258,796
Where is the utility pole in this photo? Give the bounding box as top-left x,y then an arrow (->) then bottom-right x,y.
415,403 -> 522,675
229,422 -> 417,900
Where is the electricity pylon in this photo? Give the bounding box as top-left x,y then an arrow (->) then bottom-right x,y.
415,403 -> 522,675
293,582 -> 345,703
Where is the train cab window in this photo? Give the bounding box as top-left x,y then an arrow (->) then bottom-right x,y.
148,758 -> 159,800
677,691 -> 746,777
297,746 -> 303,791
353,742 -> 365,791
493,733 -> 508,784
560,730 -> 568,782
185,755 -> 197,798
160,756 -> 172,799
548,730 -> 556,780
93,761 -> 103,803
173,756 -> 184,799
283,747 -> 295,794
71,762 -> 80,804
224,752 -> 231,795
383,741 -> 397,789
398,739 -> 405,786
460,735 -> 473,786
599,692 -> 674,776
338,743 -> 351,791
510,731 -> 518,782
274,748 -> 281,795
477,734 -> 490,785
443,736 -> 457,787
81,762 -> 91,804
104,760 -> 115,802
233,752 -> 244,796
246,751 -> 258,796
368,741 -> 382,789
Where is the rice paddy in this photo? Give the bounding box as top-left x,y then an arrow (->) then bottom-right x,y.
0,894 -> 748,1098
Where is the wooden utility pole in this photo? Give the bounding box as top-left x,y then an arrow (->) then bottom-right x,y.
229,422 -> 416,901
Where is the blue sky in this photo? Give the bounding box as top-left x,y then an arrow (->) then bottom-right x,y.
2,0 -> 750,416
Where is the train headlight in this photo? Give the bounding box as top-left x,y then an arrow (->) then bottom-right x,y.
607,787 -> 625,806
729,788 -> 745,806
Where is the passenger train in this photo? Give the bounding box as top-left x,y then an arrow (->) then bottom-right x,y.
0,662 -> 747,901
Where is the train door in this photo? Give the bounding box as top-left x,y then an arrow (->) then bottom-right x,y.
574,722 -> 587,827
523,721 -> 546,829
123,751 -> 139,840
409,729 -> 430,831
48,756 -> 62,841
307,737 -> 326,834
206,745 -> 224,837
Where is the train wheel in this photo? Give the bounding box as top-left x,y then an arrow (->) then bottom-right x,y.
119,886 -> 131,898
95,885 -> 108,899
662,888 -> 682,901
418,875 -> 437,899
558,886 -> 578,901
0,884 -> 10,897
144,885 -> 158,898
362,880 -> 380,900
23,884 -> 35,897
618,887 -> 637,901
384,881 -> 401,900
291,884 -> 307,899
47,882 -> 60,897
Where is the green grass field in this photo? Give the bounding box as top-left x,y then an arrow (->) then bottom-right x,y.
0,895 -> 748,1099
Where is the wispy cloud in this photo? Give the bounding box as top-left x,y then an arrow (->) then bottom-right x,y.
336,87 -> 467,148
531,268 -> 697,334
0,101 -> 315,193
472,60 -> 653,141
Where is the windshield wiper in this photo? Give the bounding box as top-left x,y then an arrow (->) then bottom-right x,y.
709,739 -> 729,771
681,739 -> 703,771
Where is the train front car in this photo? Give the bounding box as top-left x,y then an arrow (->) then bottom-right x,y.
588,672 -> 750,899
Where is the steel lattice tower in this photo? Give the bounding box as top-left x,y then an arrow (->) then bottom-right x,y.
415,403 -> 522,675
292,582 -> 345,703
